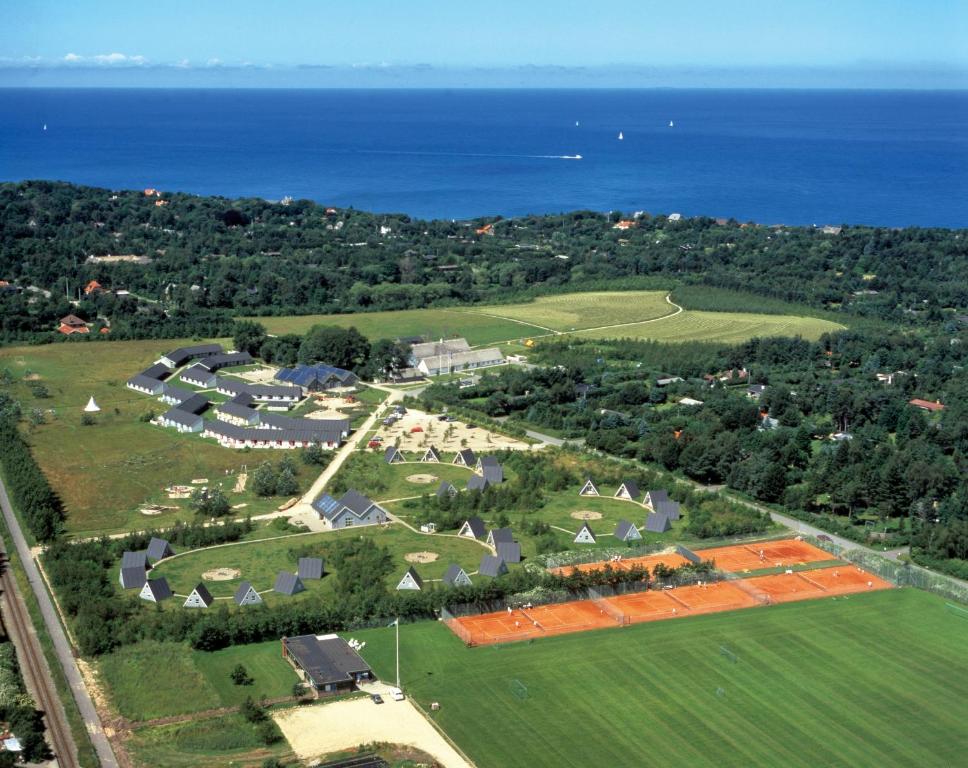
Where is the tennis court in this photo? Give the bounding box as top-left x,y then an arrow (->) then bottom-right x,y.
607,581 -> 760,624
694,539 -> 831,573
746,567 -> 893,604
547,550 -> 689,577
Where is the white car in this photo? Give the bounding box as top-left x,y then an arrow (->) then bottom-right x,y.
389,687 -> 405,701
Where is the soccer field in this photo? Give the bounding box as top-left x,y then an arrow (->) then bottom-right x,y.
354,589 -> 968,768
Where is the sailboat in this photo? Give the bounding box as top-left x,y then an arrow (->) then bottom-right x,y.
43,124 -> 47,131
575,121 -> 580,127
669,121 -> 674,128
618,131 -> 624,140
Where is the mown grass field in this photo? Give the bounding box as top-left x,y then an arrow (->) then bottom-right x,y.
354,589 -> 968,768
98,639 -> 299,721
246,308 -> 531,346
470,290 -> 675,331
575,310 -> 843,344
331,450 -> 481,500
151,522 -> 491,599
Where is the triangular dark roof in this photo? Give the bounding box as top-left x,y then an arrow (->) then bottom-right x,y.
436,481 -> 457,498
488,527 -> 514,545
396,566 -> 423,590
466,474 -> 488,492
575,521 -> 597,542
146,537 -> 173,563
478,555 -> 508,578
234,581 -> 263,606
454,448 -> 477,466
645,511 -> 672,533
460,516 -> 487,539
616,480 -> 641,499
274,571 -> 305,596
614,519 -> 640,541
339,490 -> 377,517
384,446 -> 405,464
422,446 -> 441,462
185,582 -> 214,606
654,500 -> 681,521
140,578 -> 172,601
481,463 -> 504,485
443,564 -> 472,587
496,541 -> 522,564
646,489 -> 670,505
120,566 -> 147,589
121,550 -> 148,569
297,557 -> 324,580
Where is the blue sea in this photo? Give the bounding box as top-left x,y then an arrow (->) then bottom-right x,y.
1,88 -> 966,226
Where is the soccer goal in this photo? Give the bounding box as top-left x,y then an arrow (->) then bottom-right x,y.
509,679 -> 529,700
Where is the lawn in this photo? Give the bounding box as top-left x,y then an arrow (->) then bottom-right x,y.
244,308 -> 531,346
151,522 -> 491,600
575,310 -> 843,344
0,338 -> 254,536
469,290 -> 675,331
330,450 -> 480,501
97,639 -> 299,721
353,589 -> 968,768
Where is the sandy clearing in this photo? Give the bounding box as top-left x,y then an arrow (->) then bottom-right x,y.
374,407 -> 529,453
571,510 -> 603,520
202,567 -> 241,581
274,695 -> 473,768
405,551 -> 439,564
406,473 -> 438,484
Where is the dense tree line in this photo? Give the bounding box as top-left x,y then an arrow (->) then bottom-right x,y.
0,410 -> 65,542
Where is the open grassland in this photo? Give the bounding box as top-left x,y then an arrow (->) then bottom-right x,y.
0,339 -> 252,536
151,523 -> 491,600
469,290 -> 675,331
575,309 -> 843,344
354,589 -> 968,768
246,308 -> 530,346
125,713 -> 295,768
98,639 -> 298,721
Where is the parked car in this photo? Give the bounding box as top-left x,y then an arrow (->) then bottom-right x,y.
371,693 -> 384,704
389,687 -> 405,701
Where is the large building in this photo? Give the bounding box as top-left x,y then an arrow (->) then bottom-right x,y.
282,634 -> 373,696
275,364 -> 359,393
312,490 -> 388,529
415,347 -> 504,376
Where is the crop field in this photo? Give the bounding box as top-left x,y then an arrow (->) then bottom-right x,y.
470,290 -> 675,331
354,589 -> 968,768
245,308 -> 531,346
575,310 -> 844,344
151,523 -> 491,600
97,639 -> 298,721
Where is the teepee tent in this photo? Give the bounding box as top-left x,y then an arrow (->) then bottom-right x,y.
84,396 -> 101,413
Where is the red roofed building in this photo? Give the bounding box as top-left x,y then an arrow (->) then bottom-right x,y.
84,280 -> 104,295
909,398 -> 945,412
612,220 -> 636,230
58,314 -> 90,335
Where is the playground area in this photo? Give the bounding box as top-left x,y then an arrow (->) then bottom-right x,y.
447,560 -> 894,646
695,539 -> 832,573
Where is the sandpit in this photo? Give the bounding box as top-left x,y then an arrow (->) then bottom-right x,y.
140,508 -> 163,516
202,568 -> 241,581
406,474 -> 438,485
571,510 -> 603,520
405,551 -> 439,564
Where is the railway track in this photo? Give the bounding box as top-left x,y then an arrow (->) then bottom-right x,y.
0,545 -> 78,768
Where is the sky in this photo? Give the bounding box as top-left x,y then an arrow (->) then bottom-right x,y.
1,0 -> 966,88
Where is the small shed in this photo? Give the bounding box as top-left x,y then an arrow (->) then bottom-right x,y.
184,583 -> 214,608
578,479 -> 599,497
234,581 -> 263,606
384,446 -> 406,464
574,522 -> 597,544
297,557 -> 324,580
396,566 -> 423,591
274,572 -> 306,596
139,578 -> 172,602
478,555 -> 508,578
458,516 -> 487,539
615,481 -> 641,501
453,448 -> 477,467
614,519 -> 642,542
443,564 -> 472,588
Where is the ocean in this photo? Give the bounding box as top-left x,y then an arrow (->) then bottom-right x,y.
1,88 -> 966,227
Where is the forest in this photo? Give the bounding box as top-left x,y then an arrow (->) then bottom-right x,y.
0,180 -> 966,342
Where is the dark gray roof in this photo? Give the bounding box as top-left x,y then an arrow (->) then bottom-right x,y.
340,490 -> 378,517
274,571 -> 305,595
120,566 -> 147,589
121,550 -> 148,568
436,481 -> 457,498
617,480 -> 641,499
234,581 -> 263,605
260,412 -> 350,435
141,578 -> 172,601
645,511 -> 672,533
654,500 -> 681,520
646,489 -> 670,505
461,516 -> 486,538
162,407 -> 204,428
187,582 -> 214,605
203,419 -> 346,446
216,400 -> 258,421
466,475 -> 488,492
283,635 -> 371,688
384,446 -> 404,463
162,344 -> 223,367
675,545 -> 702,564
161,384 -> 194,403
496,541 -> 521,564
479,456 -> 499,469
177,393 -> 210,414
481,463 -> 504,485
297,557 -> 324,580
614,520 -> 639,540
140,362 -> 172,380
146,537 -> 173,562
126,374 -> 165,391
478,555 -> 508,578
180,365 -> 217,385
275,364 -> 358,389
198,352 -> 254,371
489,527 -> 514,545
397,566 -> 423,589
443,564 -> 472,587
422,446 -> 441,461
454,448 -> 477,466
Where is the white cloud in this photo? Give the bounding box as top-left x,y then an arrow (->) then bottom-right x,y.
61,52 -> 148,66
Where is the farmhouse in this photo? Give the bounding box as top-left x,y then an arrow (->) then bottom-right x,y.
909,398 -> 945,412
146,537 -> 174,563
197,352 -> 254,372
416,347 -> 504,376
184,583 -> 214,608
458,516 -> 487,540
396,567 -> 423,591
275,572 -> 306,596
159,344 -> 223,368
579,479 -> 599,497
443,564 -> 472,587
574,522 -> 597,544
615,481 -> 641,502
297,557 -> 324,580
282,634 -> 372,695
234,582 -> 263,606
478,555 -> 508,578
275,363 -> 359,393
312,490 -> 388,529
614,520 -> 642,542
139,578 -> 172,602
384,446 -> 405,464
453,448 -> 477,467
180,365 -> 218,388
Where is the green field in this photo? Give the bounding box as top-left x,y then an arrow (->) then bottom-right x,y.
98,640 -> 299,721
331,450 -> 481,501
470,290 -> 675,331
575,310 -> 843,344
247,308 -> 532,346
151,523 -> 491,600
354,589 -> 968,768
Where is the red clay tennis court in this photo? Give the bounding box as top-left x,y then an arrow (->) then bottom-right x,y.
605,580 -> 761,624
548,550 -> 689,577
449,600 -> 620,645
694,539 -> 833,573
745,567 -> 894,604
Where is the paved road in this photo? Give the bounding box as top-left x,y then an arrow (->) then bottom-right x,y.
0,478 -> 119,768
524,429 -> 584,448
